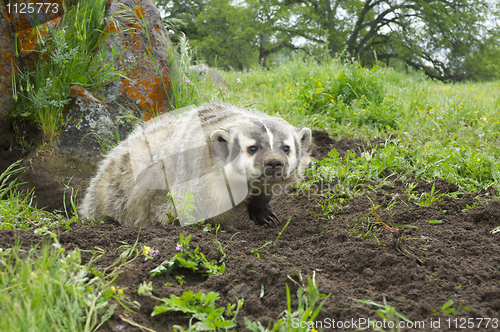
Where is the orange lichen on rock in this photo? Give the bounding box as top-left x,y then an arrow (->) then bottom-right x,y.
4,0 -> 64,30
69,85 -> 101,104
0,52 -> 13,96
119,67 -> 171,121
0,20 -> 15,91
123,29 -> 143,51
4,5 -> 35,33
134,6 -> 146,19
4,0 -> 64,54
16,17 -> 61,55
17,28 -> 39,54
103,19 -> 119,35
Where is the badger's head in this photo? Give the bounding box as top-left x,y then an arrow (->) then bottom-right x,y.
209,117 -> 312,184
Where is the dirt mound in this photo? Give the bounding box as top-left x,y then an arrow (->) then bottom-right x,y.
0,121 -> 39,174
311,130 -> 385,160
1,131 -> 500,331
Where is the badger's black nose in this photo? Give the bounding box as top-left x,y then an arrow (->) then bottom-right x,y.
262,158 -> 286,178
264,159 -> 284,168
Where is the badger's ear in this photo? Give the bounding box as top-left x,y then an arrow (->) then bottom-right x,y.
297,127 -> 312,149
210,129 -> 230,143
210,129 -> 231,166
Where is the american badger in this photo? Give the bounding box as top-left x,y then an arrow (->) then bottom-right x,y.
79,102 -> 312,227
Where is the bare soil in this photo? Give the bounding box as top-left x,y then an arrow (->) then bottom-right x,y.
1,130 -> 500,331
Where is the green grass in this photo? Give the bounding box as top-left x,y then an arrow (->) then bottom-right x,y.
0,160 -> 94,230
245,272 -> 330,332
0,225 -> 141,332
0,164 -> 137,330
191,54 -> 500,196
150,290 -> 242,331
353,297 -> 412,332
427,299 -> 470,315
11,0 -> 124,140
0,229 -> 115,332
0,160 -> 58,230
149,233 -> 226,278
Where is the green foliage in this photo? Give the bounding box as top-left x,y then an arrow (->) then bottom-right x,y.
296,60 -> 397,130
464,38 -> 500,81
209,224 -> 239,262
0,160 -> 24,201
164,31 -> 201,109
300,148 -> 383,200
427,299 -> 470,315
344,0 -> 496,81
347,204 -> 386,242
0,160 -> 101,230
149,234 -> 225,277
461,196 -> 488,213
137,281 -> 155,296
245,273 -> 330,332
151,290 -> 243,331
161,0 -> 302,68
417,183 -> 441,207
11,0 -> 123,139
0,161 -> 58,230
176,275 -> 187,286
162,0 -> 497,81
248,241 -> 273,258
153,290 -> 219,316
248,219 -> 291,258
0,228 -> 118,332
490,226 -> 500,234
301,62 -> 380,110
428,220 -> 443,225
353,297 -> 412,332
301,129 -> 500,197
62,177 -> 80,222
191,0 -> 257,69
166,192 -> 200,224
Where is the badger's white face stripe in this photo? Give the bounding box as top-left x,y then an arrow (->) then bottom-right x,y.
260,120 -> 274,150
281,134 -> 295,178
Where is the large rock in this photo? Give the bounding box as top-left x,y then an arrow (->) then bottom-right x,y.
188,65 -> 227,86
0,3 -> 14,119
51,0 -> 173,177
44,86 -> 132,178
0,0 -> 176,211
103,0 -> 174,120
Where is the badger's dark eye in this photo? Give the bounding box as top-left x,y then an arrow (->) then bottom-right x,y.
283,145 -> 290,154
248,145 -> 258,154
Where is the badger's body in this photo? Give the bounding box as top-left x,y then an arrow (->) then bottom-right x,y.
79,102 -> 312,227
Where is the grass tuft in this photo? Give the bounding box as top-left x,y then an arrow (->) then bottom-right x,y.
0,230 -> 116,332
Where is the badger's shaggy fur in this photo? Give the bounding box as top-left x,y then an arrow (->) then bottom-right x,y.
79,102 -> 312,227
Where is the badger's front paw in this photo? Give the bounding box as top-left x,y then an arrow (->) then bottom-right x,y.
247,195 -> 281,227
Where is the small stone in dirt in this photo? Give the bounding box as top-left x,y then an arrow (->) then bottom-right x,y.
267,267 -> 279,278
363,268 -> 374,277
228,283 -> 251,299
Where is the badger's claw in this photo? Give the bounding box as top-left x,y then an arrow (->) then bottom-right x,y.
249,210 -> 280,227
248,195 -> 280,227
267,213 -> 281,227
